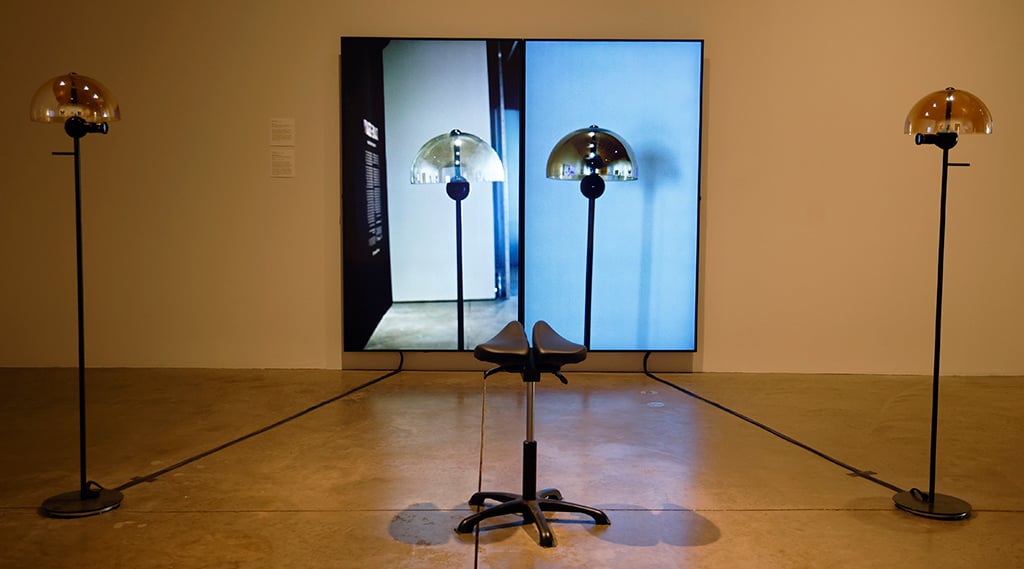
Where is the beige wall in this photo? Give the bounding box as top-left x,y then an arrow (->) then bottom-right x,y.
1,0 -> 1021,374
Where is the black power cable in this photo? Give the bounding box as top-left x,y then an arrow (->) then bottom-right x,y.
642,352 -> 905,494
116,352 -> 406,492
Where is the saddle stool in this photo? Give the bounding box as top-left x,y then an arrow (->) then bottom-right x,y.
454,320 -> 610,547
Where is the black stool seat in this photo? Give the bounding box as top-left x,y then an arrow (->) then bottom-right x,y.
533,320 -> 587,369
455,320 -> 609,547
473,321 -> 530,368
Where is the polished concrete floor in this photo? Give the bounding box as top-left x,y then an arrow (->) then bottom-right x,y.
1,367 -> 1023,568
365,297 -> 518,351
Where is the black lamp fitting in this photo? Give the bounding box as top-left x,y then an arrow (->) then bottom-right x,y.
915,132 -> 958,150
64,116 -> 109,139
447,177 -> 470,201
580,172 -> 605,199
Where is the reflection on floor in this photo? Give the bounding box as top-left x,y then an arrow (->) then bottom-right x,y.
2,368 -> 1023,568
365,297 -> 518,350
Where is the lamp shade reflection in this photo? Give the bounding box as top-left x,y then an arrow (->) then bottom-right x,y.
411,129 -> 505,186
905,87 -> 992,138
546,125 -> 637,183
30,72 -> 120,125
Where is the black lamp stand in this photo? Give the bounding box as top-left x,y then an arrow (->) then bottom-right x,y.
446,133 -> 471,351
579,172 -> 605,348
892,131 -> 971,520
40,116 -> 124,518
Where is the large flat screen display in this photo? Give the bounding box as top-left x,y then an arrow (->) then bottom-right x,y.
341,37 -> 703,352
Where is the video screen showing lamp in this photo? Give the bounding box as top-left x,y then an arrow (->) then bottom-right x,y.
340,38 -> 703,353
893,87 -> 993,521
523,40 -> 703,351
341,38 -> 519,352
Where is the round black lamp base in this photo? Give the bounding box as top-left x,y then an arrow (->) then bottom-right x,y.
41,488 -> 123,519
893,490 -> 970,521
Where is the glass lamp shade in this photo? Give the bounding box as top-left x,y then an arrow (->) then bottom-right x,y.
410,129 -> 504,185
905,87 -> 992,136
546,125 -> 637,181
30,72 -> 120,125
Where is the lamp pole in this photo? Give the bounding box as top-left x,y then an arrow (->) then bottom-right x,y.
579,171 -> 605,349
447,134 -> 470,351
40,117 -> 124,518
892,130 -> 971,520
